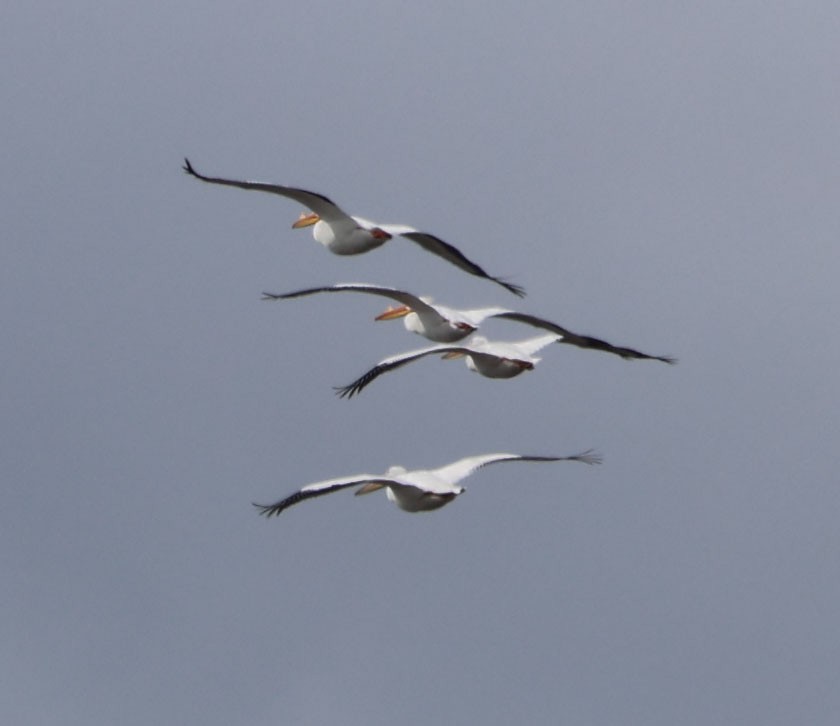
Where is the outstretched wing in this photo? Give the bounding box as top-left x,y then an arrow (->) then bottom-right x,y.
253,473 -> 395,517
183,158 -> 353,224
508,332 -> 564,357
261,282 -> 441,319
457,306 -> 516,326
334,343 -> 476,399
378,224 -> 525,298
430,450 -> 603,486
492,312 -> 676,364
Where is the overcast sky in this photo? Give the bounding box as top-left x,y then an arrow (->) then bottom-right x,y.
4,2 -> 840,724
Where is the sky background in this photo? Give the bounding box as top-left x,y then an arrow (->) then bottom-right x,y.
4,2 -> 840,724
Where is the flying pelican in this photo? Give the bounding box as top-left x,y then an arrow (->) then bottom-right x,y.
335,333 -> 561,398
254,450 -> 602,516
262,282 -> 676,362
182,158 -> 524,297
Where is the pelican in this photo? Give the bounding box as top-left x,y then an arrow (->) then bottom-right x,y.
183,158 -> 524,297
335,333 -> 561,398
262,282 -> 676,362
254,450 -> 601,516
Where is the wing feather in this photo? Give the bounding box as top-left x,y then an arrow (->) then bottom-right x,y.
509,333 -> 564,357
261,283 -> 441,319
253,474 -> 393,517
183,158 -> 352,223
457,306 -> 515,325
492,312 -> 676,363
334,343 -> 476,398
379,225 -> 525,297
431,451 -> 602,485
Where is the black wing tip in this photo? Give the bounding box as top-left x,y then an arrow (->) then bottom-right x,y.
333,384 -> 351,399
559,332 -> 677,365
333,383 -> 360,399
498,278 -> 526,297
183,157 -> 210,182
261,292 -> 284,301
252,501 -> 282,517
182,157 -> 213,183
571,449 -> 603,466
333,364 -> 386,399
623,351 -> 678,365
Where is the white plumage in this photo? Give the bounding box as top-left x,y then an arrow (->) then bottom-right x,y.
334,333 -> 562,398
263,282 -> 675,362
254,451 -> 602,516
183,159 -> 524,296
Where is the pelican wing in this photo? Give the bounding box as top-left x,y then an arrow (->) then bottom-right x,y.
334,343 -> 477,399
431,451 -> 603,486
457,306 -> 516,325
183,158 -> 353,224
378,224 -> 525,298
507,333 -> 564,357
492,312 -> 676,363
253,474 -> 399,516
261,283 -> 443,320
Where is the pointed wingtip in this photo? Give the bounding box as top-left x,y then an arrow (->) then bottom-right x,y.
333,384 -> 355,399
252,502 -> 276,517
499,278 -> 526,298
574,449 -> 603,466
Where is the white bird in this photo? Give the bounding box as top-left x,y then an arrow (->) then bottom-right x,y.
183,159 -> 524,297
254,450 -> 602,516
335,333 -> 561,398
263,282 -> 676,362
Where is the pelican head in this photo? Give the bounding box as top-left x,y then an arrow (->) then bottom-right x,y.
292,211 -> 320,229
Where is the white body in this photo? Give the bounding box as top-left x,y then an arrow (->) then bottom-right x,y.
399,302 -> 498,342
311,216 -> 387,255
381,467 -> 463,511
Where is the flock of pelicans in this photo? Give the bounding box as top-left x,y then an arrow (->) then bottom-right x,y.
184,158 -> 675,518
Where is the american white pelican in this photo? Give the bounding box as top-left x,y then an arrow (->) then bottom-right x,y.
335,333 -> 561,398
183,159 -> 524,297
262,282 -> 676,362
254,450 -> 601,516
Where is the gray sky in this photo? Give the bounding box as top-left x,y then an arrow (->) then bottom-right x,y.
4,2 -> 840,724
